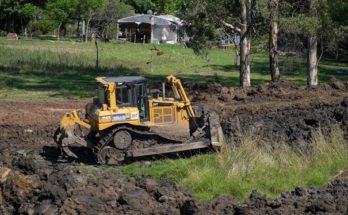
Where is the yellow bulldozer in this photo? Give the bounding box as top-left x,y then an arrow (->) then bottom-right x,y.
54,75 -> 224,164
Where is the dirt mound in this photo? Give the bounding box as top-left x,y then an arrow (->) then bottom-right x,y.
0,151 -> 347,214
0,167 -> 34,214
237,180 -> 348,214
221,98 -> 348,146
223,103 -> 336,143
191,79 -> 347,114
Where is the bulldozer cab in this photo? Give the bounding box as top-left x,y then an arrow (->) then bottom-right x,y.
96,76 -> 149,121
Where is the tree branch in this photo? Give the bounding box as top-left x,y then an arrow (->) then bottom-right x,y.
222,20 -> 241,33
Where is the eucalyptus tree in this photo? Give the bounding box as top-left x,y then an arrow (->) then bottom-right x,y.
123,0 -> 187,15
279,0 -> 347,86
46,0 -> 79,40
256,0 -> 280,82
78,0 -> 105,42
186,0 -> 256,87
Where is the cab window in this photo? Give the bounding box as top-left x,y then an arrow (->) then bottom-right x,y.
116,86 -> 130,106
97,85 -> 106,104
135,84 -> 145,97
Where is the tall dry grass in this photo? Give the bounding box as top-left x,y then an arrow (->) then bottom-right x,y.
124,128 -> 348,201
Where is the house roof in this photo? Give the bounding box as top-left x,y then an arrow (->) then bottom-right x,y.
118,14 -> 183,26
157,15 -> 183,26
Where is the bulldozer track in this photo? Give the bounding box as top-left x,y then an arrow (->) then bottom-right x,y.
97,125 -> 179,151
95,125 -> 210,165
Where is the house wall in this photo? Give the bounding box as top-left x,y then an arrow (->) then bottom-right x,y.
153,25 -> 177,44
119,23 -> 178,44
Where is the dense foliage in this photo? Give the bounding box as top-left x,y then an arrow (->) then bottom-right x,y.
0,0 -> 187,35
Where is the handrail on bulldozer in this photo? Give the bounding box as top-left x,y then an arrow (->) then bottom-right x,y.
166,75 -> 195,119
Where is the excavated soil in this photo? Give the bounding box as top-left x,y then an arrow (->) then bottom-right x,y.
191,79 -> 348,145
1,79 -> 348,214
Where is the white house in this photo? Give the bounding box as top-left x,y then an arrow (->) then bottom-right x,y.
118,14 -> 185,44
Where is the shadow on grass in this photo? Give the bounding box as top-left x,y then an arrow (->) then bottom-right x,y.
0,63 -> 244,99
0,64 -> 144,98
1,54 -> 348,99
208,64 -> 239,72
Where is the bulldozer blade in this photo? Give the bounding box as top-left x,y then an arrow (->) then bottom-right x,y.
208,111 -> 225,147
54,126 -> 83,159
128,141 -> 210,157
61,146 -> 78,159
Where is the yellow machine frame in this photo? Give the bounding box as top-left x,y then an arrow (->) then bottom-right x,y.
55,75 -> 224,161
59,75 -> 194,132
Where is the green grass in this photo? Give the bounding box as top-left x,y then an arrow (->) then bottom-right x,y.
0,37 -> 348,100
123,129 -> 348,202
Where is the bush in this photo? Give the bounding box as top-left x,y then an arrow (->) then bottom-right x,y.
29,20 -> 57,35
0,30 -> 7,37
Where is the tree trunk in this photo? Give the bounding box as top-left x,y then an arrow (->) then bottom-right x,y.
269,0 -> 280,82
77,18 -> 80,38
85,18 -> 91,43
95,39 -> 99,71
57,24 -> 61,41
335,41 -> 339,61
20,18 -> 23,36
307,35 -> 318,86
240,0 -> 251,87
307,0 -> 318,86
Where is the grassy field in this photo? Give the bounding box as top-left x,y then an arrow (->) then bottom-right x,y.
124,129 -> 348,202
1,37 -> 348,100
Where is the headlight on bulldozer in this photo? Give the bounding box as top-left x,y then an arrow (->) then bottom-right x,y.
99,115 -> 111,123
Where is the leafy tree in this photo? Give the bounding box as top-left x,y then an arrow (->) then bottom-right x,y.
77,0 -> 105,42
123,0 -> 187,15
256,0 -> 280,82
93,0 -> 134,40
0,0 -> 45,33
18,3 -> 39,18
322,0 -> 348,61
18,3 -> 40,37
186,0 -> 255,87
46,0 -> 79,40
278,0 -> 347,86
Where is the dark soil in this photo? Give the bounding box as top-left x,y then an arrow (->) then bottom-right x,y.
192,79 -> 348,146
1,153 -> 347,215
1,79 -> 348,214
221,102 -> 348,147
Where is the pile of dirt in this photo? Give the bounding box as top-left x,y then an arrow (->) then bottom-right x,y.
191,79 -> 348,114
0,151 -> 347,214
0,149 -> 208,214
221,100 -> 348,145
189,79 -> 348,145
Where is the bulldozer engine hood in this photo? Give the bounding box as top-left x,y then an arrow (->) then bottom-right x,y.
97,107 -> 140,130
85,103 -> 140,131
